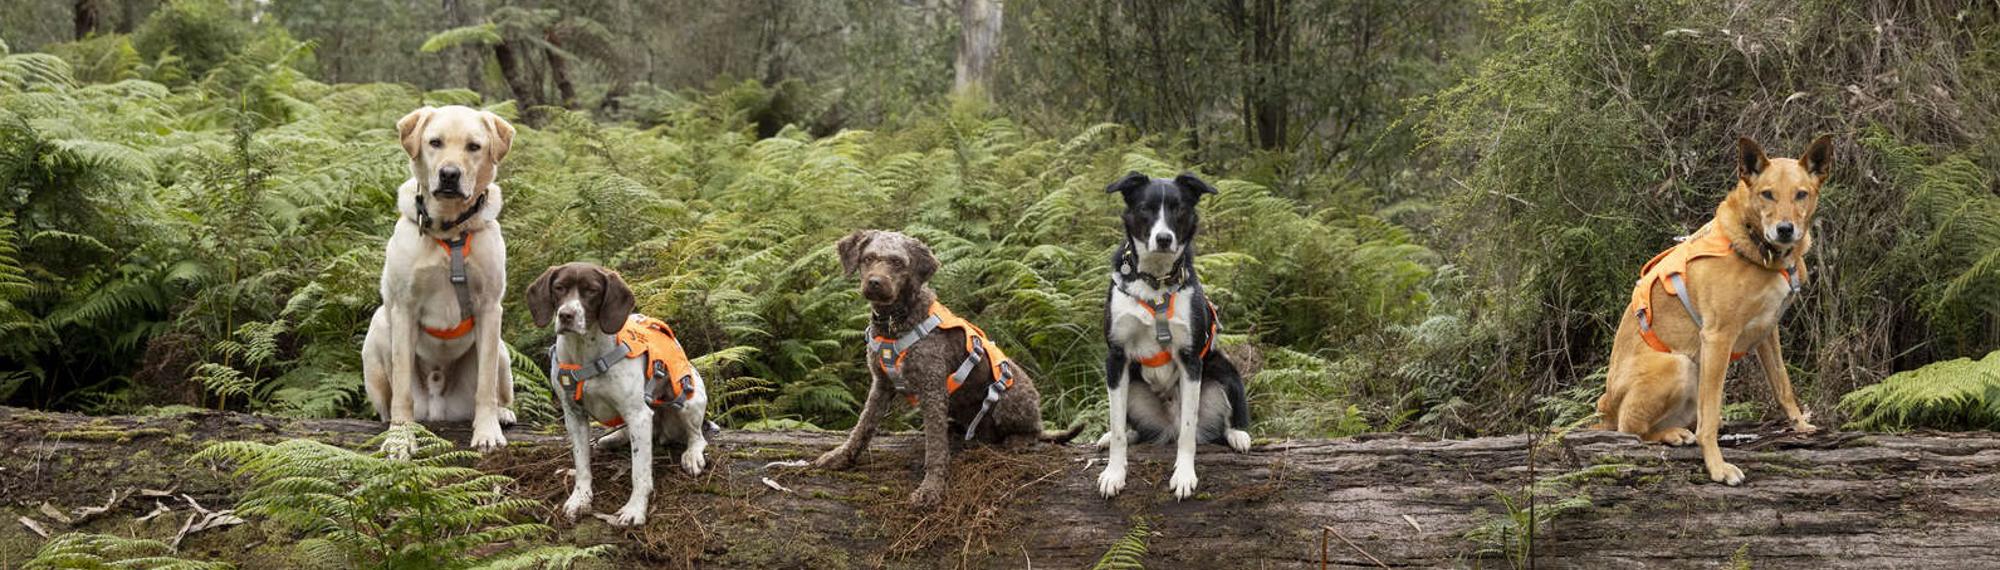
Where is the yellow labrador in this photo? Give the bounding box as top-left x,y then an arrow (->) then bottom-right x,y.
362,105 -> 517,458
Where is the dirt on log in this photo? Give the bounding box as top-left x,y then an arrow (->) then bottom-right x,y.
1,406 -> 1997,568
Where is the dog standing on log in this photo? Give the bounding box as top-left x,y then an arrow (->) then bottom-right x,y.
362,106 -> 517,458
814,230 -> 1080,506
527,262 -> 711,527
1097,172 -> 1252,500
1597,136 -> 1833,485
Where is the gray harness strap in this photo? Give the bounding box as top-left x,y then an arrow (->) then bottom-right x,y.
866,313 -> 942,394
549,341 -> 633,403
1657,262 -> 1803,333
1142,296 -> 1175,345
957,341 -> 1018,441
442,233 -> 476,326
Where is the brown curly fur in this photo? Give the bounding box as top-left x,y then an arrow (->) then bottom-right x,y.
812,229 -> 1064,507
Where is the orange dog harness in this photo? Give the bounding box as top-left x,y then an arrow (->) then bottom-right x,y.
423,231 -> 478,340
1130,292 -> 1218,368
868,301 -> 1021,440
1628,230 -> 1800,361
550,314 -> 698,427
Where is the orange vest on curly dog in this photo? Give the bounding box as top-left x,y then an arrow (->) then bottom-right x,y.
1628,229 -> 1801,361
867,301 -> 1021,440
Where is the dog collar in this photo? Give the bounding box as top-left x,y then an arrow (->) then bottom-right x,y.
414,190 -> 488,235
421,231 -> 478,340
1114,245 -> 1190,294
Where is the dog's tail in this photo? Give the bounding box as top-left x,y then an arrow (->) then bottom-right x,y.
1040,420 -> 1087,444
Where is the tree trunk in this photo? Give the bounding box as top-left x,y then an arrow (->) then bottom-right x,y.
493,41 -> 541,120
73,0 -> 100,40
1247,0 -> 1290,151
4,406 -> 1996,568
443,0 -> 485,94
544,30 -> 577,109
954,0 -> 1004,100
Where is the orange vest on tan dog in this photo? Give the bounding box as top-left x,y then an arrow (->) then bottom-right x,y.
1628,230 -> 1801,361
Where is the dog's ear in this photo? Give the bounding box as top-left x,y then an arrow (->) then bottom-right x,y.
1800,134 -> 1833,181
836,230 -> 876,277
906,237 -> 939,284
1173,172 -> 1218,199
594,267 -> 636,335
526,265 -> 559,328
397,107 -> 436,159
1736,137 -> 1770,184
483,111 -> 515,164
1104,171 -> 1149,200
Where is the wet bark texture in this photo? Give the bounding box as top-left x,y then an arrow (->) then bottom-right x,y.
1,407 -> 1995,568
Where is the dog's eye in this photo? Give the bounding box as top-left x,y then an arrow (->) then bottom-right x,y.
888,258 -> 904,268
1760,190 -> 1774,201
468,143 -> 482,152
428,139 -> 442,149
1794,190 -> 1808,201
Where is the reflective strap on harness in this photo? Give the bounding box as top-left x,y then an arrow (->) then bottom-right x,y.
1667,273 -> 1703,330
1142,294 -> 1176,345
868,313 -> 943,395
424,233 -> 477,339
960,341 -> 1015,441
550,341 -> 633,402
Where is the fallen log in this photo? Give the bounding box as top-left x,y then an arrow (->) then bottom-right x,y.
0,406 -> 1995,568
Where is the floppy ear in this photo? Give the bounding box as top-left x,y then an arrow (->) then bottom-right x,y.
1736,136 -> 1770,184
835,230 -> 876,277
526,265 -> 559,328
397,107 -> 435,159
594,268 -> 636,335
1104,171 -> 1149,200
483,111 -> 515,164
1173,172 -> 1218,198
1800,134 -> 1833,181
907,238 -> 939,285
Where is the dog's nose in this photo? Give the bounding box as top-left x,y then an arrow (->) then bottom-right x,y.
1775,222 -> 1796,243
557,306 -> 580,326
437,166 -> 462,193
865,276 -> 886,293
1152,234 -> 1174,250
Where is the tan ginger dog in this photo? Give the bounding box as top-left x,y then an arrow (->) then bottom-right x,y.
1597,135 -> 1832,486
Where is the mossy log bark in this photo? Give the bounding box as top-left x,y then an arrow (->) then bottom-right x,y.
1,406 -> 1996,568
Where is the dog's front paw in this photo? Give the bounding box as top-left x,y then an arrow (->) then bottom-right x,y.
813,449 -> 853,471
379,425 -> 417,460
1096,465 -> 1126,498
680,447 -> 707,476
1168,467 -> 1199,500
1707,462 -> 1745,486
469,423 -> 508,452
1225,429 -> 1252,453
561,491 -> 592,522
1791,419 -> 1820,434
611,502 -> 648,527
908,483 -> 945,507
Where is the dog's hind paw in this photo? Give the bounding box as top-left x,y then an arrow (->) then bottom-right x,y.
1169,467 -> 1199,500
498,408 -> 517,426
1097,465 -> 1126,498
594,428 -> 630,450
1707,462 -> 1745,486
1225,429 -> 1252,452
379,425 -> 417,460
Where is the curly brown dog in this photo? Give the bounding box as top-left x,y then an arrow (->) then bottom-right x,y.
813,229 -> 1080,506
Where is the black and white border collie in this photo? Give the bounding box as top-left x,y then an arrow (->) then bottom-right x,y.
1097,171 -> 1252,500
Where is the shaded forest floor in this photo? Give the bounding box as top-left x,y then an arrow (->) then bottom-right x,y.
1,406 -> 1997,568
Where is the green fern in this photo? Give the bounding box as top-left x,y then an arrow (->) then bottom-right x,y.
23,532 -> 231,570
1839,350 -> 2000,431
1091,517 -> 1151,570
191,425 -> 611,569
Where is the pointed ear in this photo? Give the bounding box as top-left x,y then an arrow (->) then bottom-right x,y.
526,265 -> 559,328
483,111 -> 515,164
1736,137 -> 1770,184
397,107 -> 436,159
906,238 -> 939,284
1104,171 -> 1149,199
1800,134 -> 1833,181
594,268 -> 636,335
1173,172 -> 1218,198
835,230 -> 876,277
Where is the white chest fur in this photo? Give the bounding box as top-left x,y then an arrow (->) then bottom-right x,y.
1107,283 -> 1195,394
1729,275 -> 1796,354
